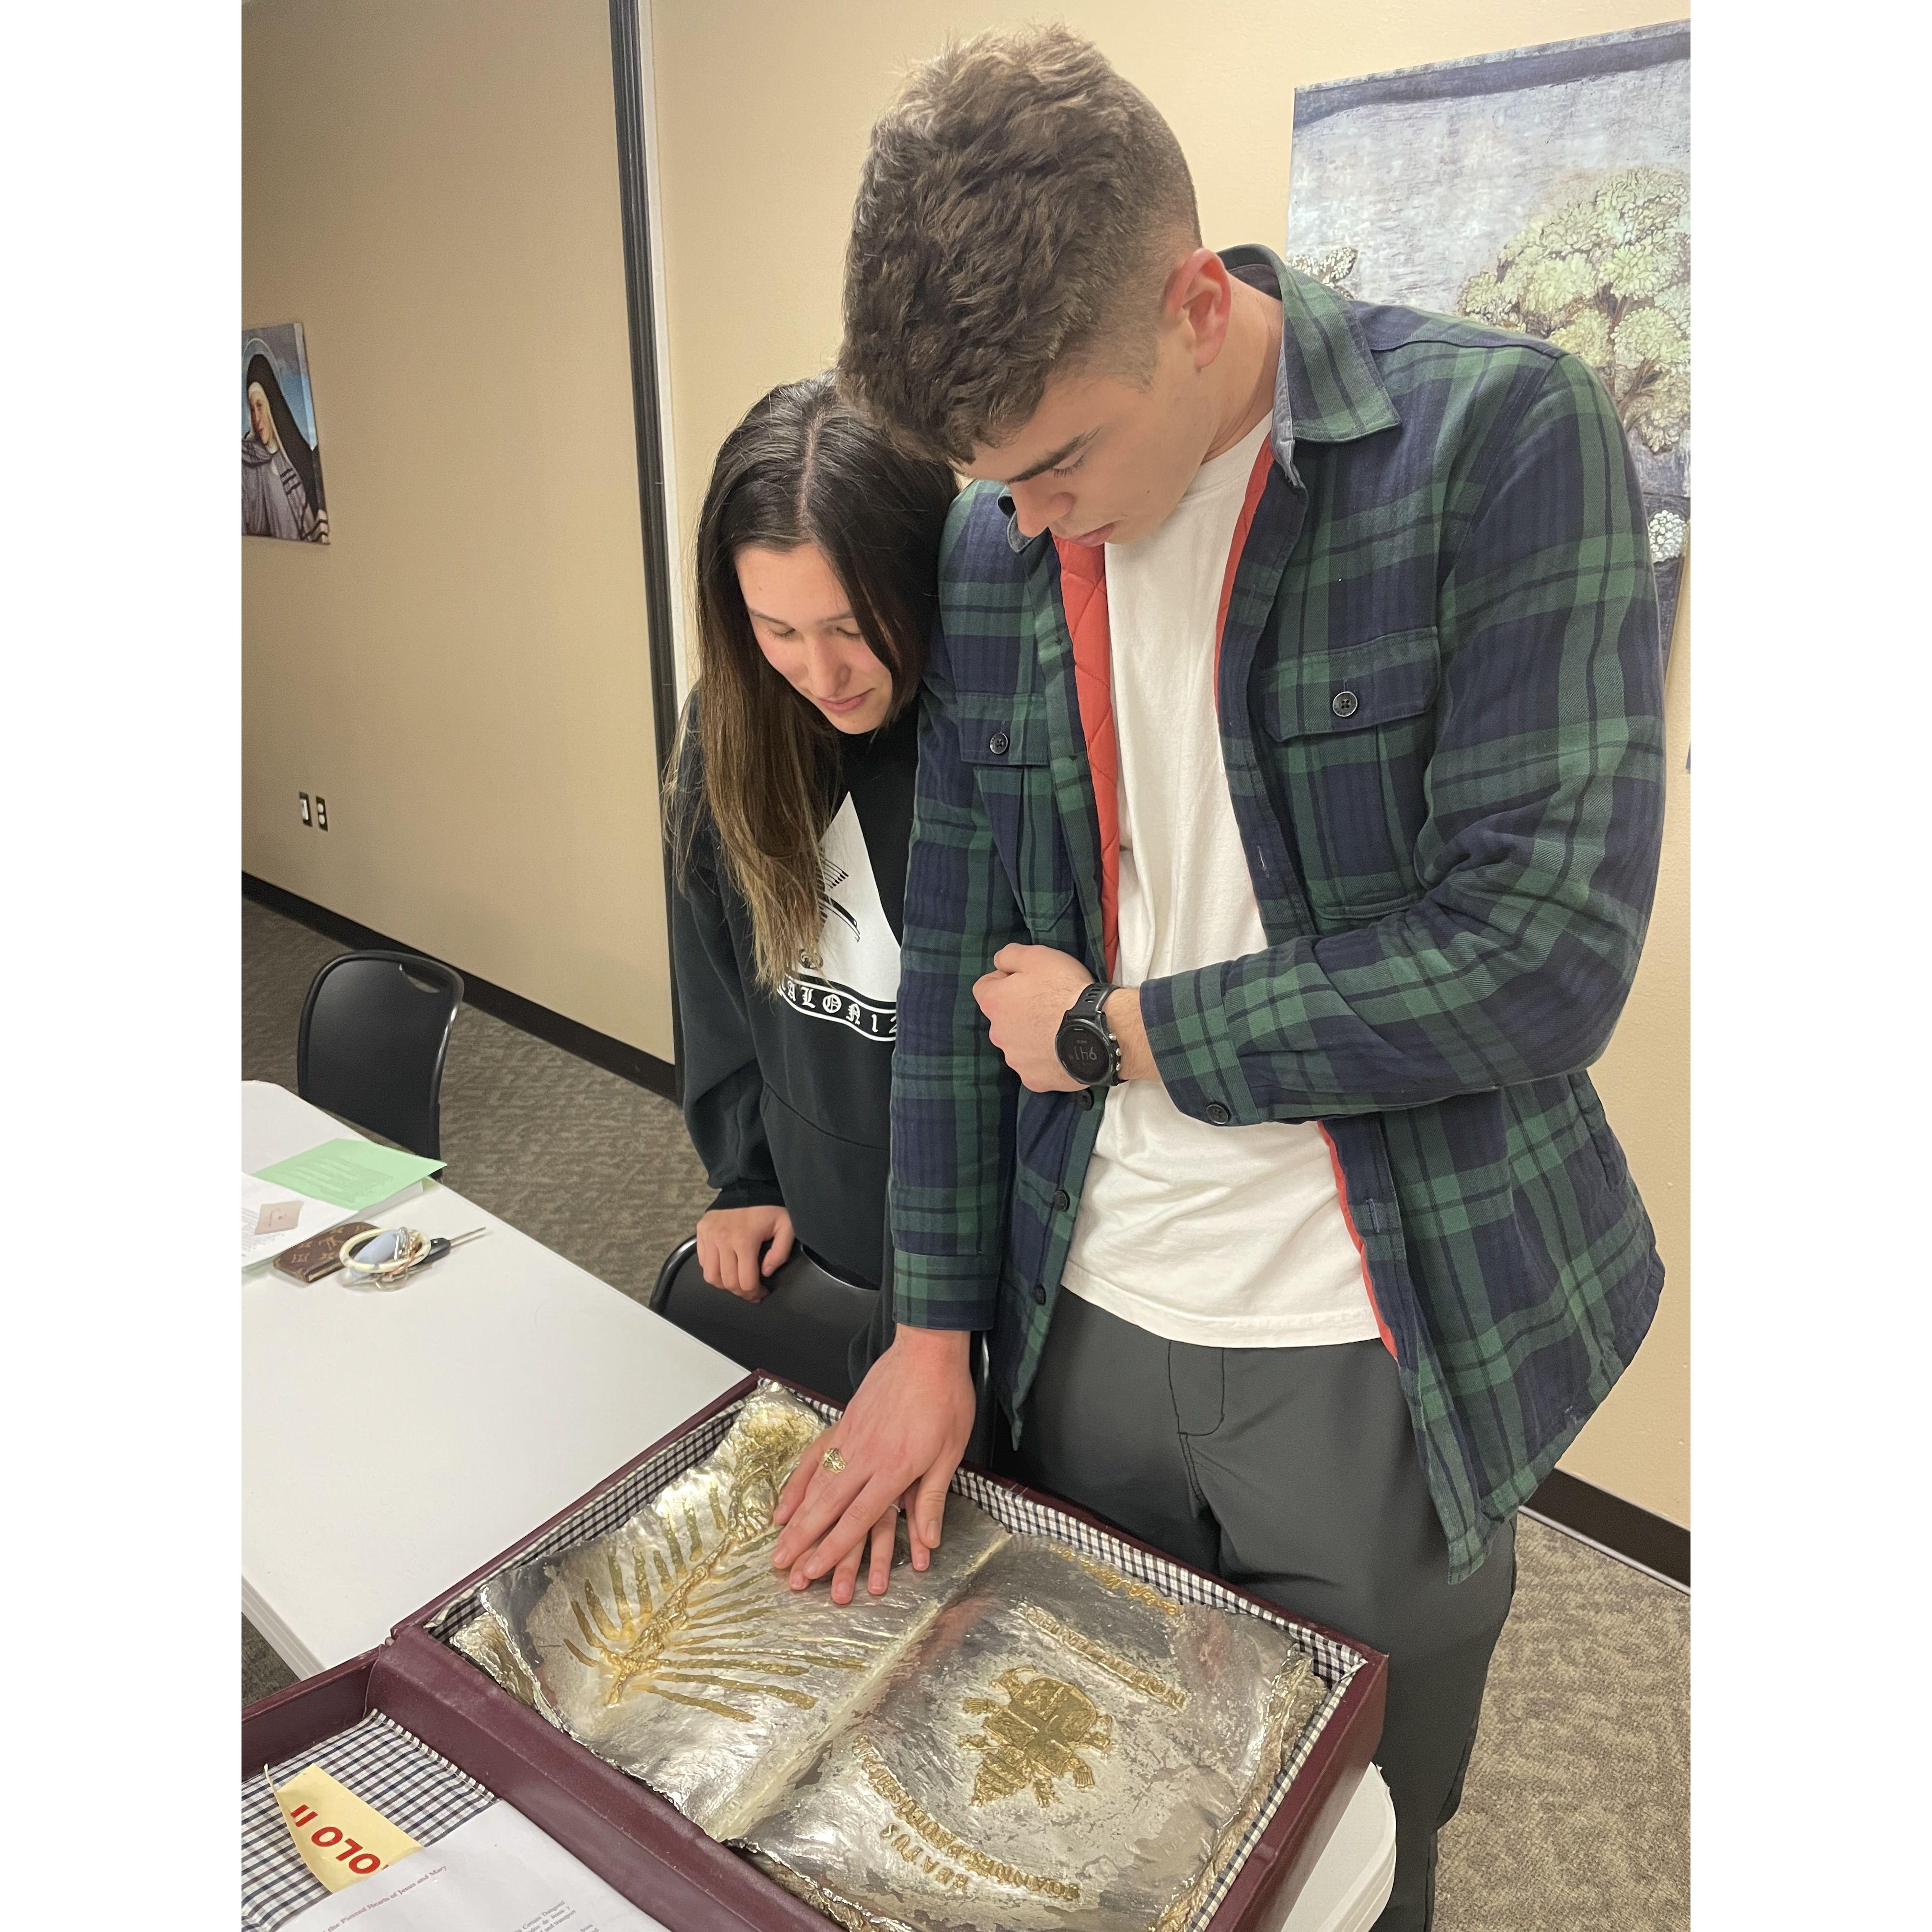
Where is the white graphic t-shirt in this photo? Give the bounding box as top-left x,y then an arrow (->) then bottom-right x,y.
779,793 -> 899,1042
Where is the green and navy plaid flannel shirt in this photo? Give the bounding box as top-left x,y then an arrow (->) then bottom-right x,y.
888,247 -> 1667,1580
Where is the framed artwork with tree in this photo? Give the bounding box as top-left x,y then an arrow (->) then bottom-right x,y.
1287,23 -> 1689,653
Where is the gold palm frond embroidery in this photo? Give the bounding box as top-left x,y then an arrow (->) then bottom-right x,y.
557,1402 -> 880,1721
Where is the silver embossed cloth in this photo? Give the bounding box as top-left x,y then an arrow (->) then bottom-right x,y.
452,1391 -> 1323,1932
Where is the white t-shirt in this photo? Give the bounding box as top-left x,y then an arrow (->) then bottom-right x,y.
1059,415 -> 1380,1348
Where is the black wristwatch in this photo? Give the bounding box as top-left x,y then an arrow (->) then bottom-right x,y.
1055,981 -> 1122,1090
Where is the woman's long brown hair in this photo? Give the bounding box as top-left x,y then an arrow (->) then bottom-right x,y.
668,375 -> 956,990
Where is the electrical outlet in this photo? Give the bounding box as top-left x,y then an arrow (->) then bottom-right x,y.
299,792 -> 312,826
316,796 -> 330,832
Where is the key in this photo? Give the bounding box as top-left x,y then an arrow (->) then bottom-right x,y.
415,1228 -> 487,1271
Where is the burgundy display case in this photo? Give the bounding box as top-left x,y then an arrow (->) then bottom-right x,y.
244,1375 -> 1386,1931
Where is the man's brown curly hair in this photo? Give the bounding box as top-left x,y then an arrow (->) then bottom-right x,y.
838,25 -> 1200,467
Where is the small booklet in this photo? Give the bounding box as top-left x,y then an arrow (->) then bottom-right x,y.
452,1391 -> 1327,1932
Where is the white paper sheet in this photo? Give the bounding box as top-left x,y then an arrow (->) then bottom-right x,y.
241,1172 -> 346,1269
276,1801 -> 671,1932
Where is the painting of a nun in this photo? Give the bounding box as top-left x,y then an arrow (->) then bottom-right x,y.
242,324 -> 330,543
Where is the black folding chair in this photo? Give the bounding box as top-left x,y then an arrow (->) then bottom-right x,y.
650,1236 -> 879,1406
296,950 -> 464,1160
650,1236 -> 1000,1465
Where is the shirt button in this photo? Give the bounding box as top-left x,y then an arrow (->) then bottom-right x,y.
1075,1087 -> 1095,1110
1053,1189 -> 1070,1211
1206,1101 -> 1232,1125
1032,1282 -> 1048,1305
989,730 -> 1011,754
1331,689 -> 1359,719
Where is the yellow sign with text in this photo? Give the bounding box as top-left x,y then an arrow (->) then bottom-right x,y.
269,1763 -> 423,1893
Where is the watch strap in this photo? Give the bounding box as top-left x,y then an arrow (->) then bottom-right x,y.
1068,980 -> 1115,1026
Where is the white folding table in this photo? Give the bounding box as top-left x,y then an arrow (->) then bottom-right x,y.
242,1080 -> 744,1678
241,1078 -> 1393,1929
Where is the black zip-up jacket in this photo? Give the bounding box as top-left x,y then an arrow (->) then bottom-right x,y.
671,700 -> 916,1292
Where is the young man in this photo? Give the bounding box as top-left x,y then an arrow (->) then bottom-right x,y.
770,26 -> 1666,1929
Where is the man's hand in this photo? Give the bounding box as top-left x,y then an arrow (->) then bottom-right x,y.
973,945 -> 1156,1088
770,1326 -> 976,1605
972,944 -> 1092,1091
694,1204 -> 794,1301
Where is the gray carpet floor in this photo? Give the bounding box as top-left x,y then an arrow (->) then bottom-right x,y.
241,896 -> 1688,1928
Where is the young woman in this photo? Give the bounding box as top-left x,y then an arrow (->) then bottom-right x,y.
667,374 -> 955,1381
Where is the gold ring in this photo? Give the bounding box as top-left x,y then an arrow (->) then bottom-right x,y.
820,1447 -> 847,1473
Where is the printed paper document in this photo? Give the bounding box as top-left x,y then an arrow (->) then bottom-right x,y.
253,1139 -> 445,1214
278,1801 -> 669,1932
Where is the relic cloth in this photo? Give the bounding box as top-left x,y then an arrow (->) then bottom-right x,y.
453,1391 -> 1326,1931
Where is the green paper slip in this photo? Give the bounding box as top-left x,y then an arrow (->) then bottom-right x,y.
253,1138 -> 445,1212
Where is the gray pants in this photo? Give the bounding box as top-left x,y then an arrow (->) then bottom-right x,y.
1015,1291 -> 1516,1932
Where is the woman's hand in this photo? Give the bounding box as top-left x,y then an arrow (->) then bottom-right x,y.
694,1204 -> 794,1301
770,1326 -> 977,1603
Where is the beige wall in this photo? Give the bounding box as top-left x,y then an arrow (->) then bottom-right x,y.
649,0 -> 1690,1524
243,0 -> 674,1060
1563,583 -> 1690,1524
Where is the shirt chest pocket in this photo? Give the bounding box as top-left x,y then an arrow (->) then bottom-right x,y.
956,693 -> 1081,943
1259,625 -> 1440,925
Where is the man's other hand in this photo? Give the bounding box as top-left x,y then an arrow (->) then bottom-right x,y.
770,1326 -> 976,1604
694,1203 -> 794,1301
972,943 -> 1092,1091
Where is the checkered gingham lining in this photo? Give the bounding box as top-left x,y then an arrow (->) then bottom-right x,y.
241,1712 -> 494,1931
424,1382 -> 1367,1932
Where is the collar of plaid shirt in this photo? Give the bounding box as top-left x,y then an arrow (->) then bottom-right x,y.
896,245 -> 1668,1583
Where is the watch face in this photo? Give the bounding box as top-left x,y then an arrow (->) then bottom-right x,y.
1057,1019 -> 1109,1084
